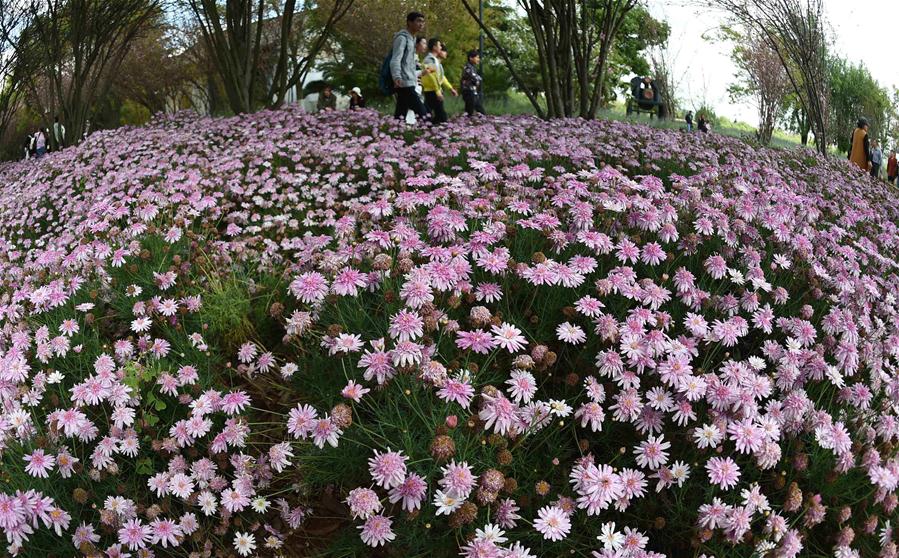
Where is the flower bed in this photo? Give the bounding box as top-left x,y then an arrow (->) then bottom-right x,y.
0,108 -> 898,558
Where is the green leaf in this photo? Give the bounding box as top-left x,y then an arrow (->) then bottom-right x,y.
144,412 -> 159,426
153,399 -> 167,411
135,458 -> 154,475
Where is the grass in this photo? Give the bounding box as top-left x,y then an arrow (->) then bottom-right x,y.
370,90 -> 807,149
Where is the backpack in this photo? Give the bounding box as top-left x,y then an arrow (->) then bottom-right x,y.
378,49 -> 395,96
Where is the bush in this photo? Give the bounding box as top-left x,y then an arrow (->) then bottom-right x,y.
0,108 -> 898,558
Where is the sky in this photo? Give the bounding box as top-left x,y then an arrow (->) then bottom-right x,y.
648,0 -> 899,123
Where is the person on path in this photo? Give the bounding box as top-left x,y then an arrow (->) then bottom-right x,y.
317,84 -> 337,112
421,38 -> 457,125
34,128 -> 47,158
888,150 -> 898,185
848,118 -> 871,172
349,87 -> 366,109
697,114 -> 709,133
23,133 -> 32,160
460,49 -> 486,116
391,12 -> 430,122
685,110 -> 694,132
52,115 -> 65,150
870,139 -> 883,179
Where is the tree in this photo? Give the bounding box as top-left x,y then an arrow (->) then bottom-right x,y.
320,0 -> 482,99
186,0 -> 354,114
606,6 -> 669,103
110,20 -> 199,116
706,0 -> 830,154
648,38 -> 679,120
725,28 -> 791,145
0,1 -> 30,139
827,57 -> 890,154
461,0 -> 641,119
11,0 -> 162,146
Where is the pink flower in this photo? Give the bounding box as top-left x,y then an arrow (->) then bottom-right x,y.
221,390 -> 251,415
556,322 -> 586,344
388,473 -> 427,512
388,309 -> 424,342
287,404 -> 318,439
706,457 -> 741,490
221,488 -> 250,513
368,448 -> 407,489
506,370 -> 537,403
633,434 -> 670,470
456,329 -> 497,354
346,487 -> 382,519
491,322 -> 527,353
359,514 -> 395,547
149,518 -> 182,548
439,460 -> 476,499
289,271 -> 329,303
118,518 -> 150,550
534,505 -> 571,541
437,377 -> 475,408
342,380 -> 370,402
23,449 -> 55,478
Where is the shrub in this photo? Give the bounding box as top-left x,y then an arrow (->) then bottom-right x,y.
0,108 -> 898,558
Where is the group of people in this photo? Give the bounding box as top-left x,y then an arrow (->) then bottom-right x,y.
23,116 -> 67,160
848,117 -> 899,184
683,111 -> 711,133
315,85 -> 367,112
389,11 -> 486,125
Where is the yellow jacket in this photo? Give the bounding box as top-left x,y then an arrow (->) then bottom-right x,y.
421,53 -> 452,94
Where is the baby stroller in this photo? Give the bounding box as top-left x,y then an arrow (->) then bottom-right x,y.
626,76 -> 667,119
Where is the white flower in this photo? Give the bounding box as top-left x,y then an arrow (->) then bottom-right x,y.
597,521 -> 624,550
747,356 -> 766,370
671,461 -> 691,486
233,531 -> 256,557
556,322 -> 586,344
475,523 -> 507,544
432,490 -> 463,516
251,497 -> 270,513
825,365 -> 845,388
548,399 -> 572,417
47,371 -> 64,384
693,424 -> 722,449
198,491 -> 217,516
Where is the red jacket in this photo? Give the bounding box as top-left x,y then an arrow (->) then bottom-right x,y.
888,155 -> 898,178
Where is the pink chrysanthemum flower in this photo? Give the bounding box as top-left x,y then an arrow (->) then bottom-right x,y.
456,329 -> 497,354
706,456 -> 741,490
491,322 -> 528,353
341,380 -> 370,402
118,518 -> 150,550
388,473 -> 427,512
534,505 -> 571,541
359,514 -> 395,547
439,460 -> 476,499
437,377 -> 475,408
23,449 -> 55,478
346,487 -> 383,519
149,518 -> 182,548
388,309 -> 424,342
556,322 -> 586,344
368,448 -> 407,489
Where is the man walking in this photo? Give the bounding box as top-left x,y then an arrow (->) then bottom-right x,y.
870,139 -> 883,179
391,12 -> 429,121
460,50 -> 485,116
52,115 -> 65,150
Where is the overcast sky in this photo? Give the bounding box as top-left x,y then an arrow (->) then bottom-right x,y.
648,1 -> 899,123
